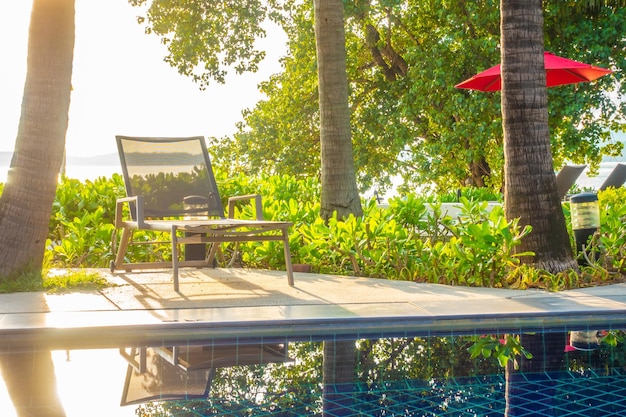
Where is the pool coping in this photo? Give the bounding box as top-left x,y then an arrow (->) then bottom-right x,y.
1,268 -> 626,350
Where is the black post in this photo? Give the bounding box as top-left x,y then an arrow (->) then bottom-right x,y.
183,195 -> 208,261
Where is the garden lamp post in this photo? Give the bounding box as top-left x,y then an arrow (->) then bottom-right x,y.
570,192 -> 600,262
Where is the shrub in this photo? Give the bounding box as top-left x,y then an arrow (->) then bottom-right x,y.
42,174 -> 626,290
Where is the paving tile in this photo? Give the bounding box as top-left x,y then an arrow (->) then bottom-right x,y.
2,268 -> 626,350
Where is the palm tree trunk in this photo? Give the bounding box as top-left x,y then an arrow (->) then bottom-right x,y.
314,0 -> 363,221
500,0 -> 577,273
0,0 -> 75,279
323,339 -> 356,416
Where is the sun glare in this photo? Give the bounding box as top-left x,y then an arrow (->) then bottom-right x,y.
2,0 -> 285,162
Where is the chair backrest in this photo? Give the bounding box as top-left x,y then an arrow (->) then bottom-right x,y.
120,347 -> 213,406
599,163 -> 626,191
556,164 -> 586,200
116,135 -> 225,219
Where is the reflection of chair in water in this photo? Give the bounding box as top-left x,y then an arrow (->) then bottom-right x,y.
599,163 -> 626,191
119,343 -> 291,406
120,346 -> 212,406
556,164 -> 586,200
110,135 -> 294,290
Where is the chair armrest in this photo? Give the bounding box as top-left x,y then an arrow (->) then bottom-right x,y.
227,194 -> 264,220
115,195 -> 146,228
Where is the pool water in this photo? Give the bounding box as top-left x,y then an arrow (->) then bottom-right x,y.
2,330 -> 626,416
148,373 -> 626,416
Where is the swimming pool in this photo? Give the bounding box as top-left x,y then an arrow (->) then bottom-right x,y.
2,327 -> 626,416
2,273 -> 626,416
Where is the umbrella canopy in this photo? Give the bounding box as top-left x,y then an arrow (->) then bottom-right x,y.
455,52 -> 612,92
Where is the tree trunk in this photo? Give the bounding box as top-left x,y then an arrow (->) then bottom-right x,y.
0,0 -> 75,280
314,0 -> 363,221
500,0 -> 577,273
469,156 -> 491,188
322,339 -> 356,416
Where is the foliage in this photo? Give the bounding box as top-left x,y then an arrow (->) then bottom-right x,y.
48,174 -> 193,268
0,265 -> 109,294
128,0 -> 286,87
544,3 -> 626,176
356,336 -> 502,381
284,197 -> 532,287
42,269 -> 110,293
209,1 -> 626,195
468,334 -> 533,368
133,331 -> 626,416
41,175 -> 626,292
429,186 -> 504,203
0,263 -> 46,294
211,1 -> 319,180
134,336 -> 506,416
7,173 -> 626,377
468,328 -> 626,370
582,187 -> 626,275
127,168 -> 215,215
47,175 -> 124,267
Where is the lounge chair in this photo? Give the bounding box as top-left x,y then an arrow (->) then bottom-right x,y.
555,164 -> 586,200
110,135 -> 294,290
599,163 -> 626,191
119,342 -> 290,405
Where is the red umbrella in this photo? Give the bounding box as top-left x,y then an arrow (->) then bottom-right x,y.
455,52 -> 612,92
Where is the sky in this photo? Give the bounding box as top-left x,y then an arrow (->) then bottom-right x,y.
1,0 -> 285,158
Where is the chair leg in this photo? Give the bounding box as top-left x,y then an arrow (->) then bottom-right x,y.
119,346 -> 147,373
113,228 -> 132,270
171,225 -> 180,291
206,242 -> 221,267
282,229 -> 294,286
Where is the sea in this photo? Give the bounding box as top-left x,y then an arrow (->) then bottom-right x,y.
0,152 -> 121,184
0,163 -> 122,184
0,158 -> 623,194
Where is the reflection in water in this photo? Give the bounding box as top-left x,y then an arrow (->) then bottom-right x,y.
323,340 -> 356,417
1,349 -> 134,417
119,343 -> 290,406
2,331 -> 626,416
506,332 -> 568,416
0,350 -> 66,417
120,347 -> 213,406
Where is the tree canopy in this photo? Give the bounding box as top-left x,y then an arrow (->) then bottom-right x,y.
210,0 -> 626,195
128,1 -> 625,195
128,0 -> 285,87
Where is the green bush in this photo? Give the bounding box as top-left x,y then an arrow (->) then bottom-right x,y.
47,175 -> 124,267
428,186 -> 503,203
42,174 -> 626,290
588,187 -> 626,275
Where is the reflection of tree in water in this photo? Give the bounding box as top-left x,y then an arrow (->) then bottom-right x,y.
506,331 -> 626,417
356,336 -> 501,382
0,350 -> 66,417
134,337 -> 502,416
134,334 -> 626,416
